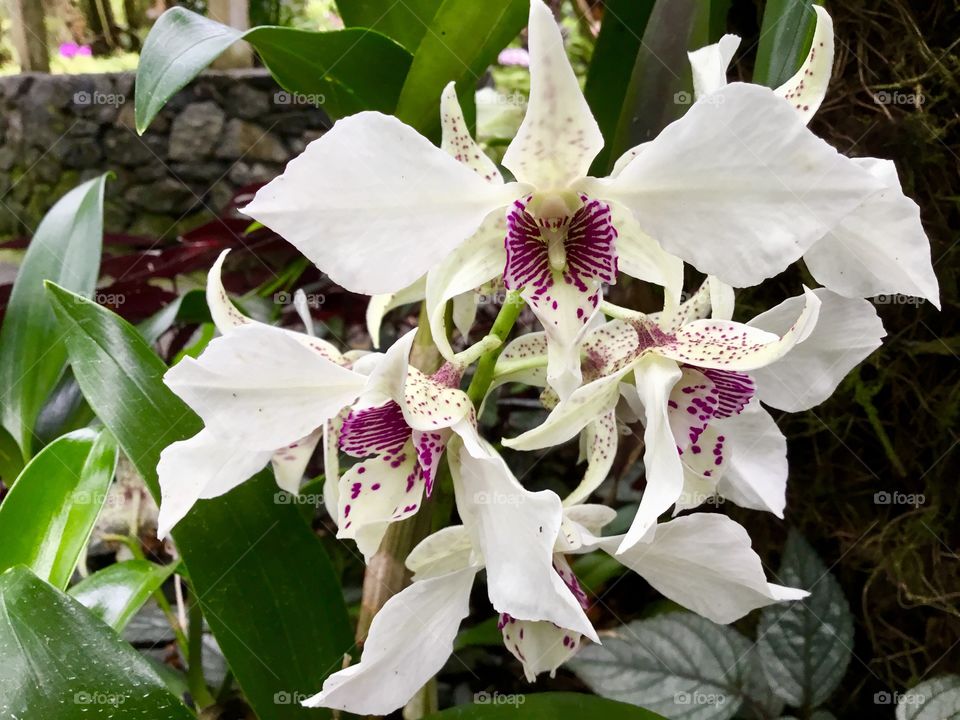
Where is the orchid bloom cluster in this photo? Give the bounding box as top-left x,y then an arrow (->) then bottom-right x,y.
155,2 -> 937,715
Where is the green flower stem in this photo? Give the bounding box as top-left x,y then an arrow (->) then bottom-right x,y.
466,291 -> 524,408
187,594 -> 216,709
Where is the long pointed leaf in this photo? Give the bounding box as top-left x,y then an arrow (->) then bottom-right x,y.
0,428 -> 117,589
0,175 -> 108,458
70,559 -> 179,632
753,0 -> 821,88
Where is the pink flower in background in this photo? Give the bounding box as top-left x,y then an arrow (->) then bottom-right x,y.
59,43 -> 92,58
497,47 -> 530,66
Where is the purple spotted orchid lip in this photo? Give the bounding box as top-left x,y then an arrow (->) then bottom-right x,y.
504,193 -> 618,325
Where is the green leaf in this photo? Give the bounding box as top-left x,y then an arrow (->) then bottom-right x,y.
0,424 -> 23,484
394,0 -> 528,139
453,616 -> 502,650
135,6 -> 412,133
45,283 -> 353,720
753,0 -> 821,88
596,0 -> 712,172
0,429 -> 118,589
756,530 -> 854,710
69,559 -> 178,632
584,0 -> 656,174
137,288 -> 209,345
426,692 -> 666,719
0,175 -> 108,458
0,566 -> 193,719
896,675 -> 960,720
569,612 -> 781,720
336,0 -> 442,52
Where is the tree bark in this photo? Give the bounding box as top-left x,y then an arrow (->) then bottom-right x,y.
8,0 -> 50,72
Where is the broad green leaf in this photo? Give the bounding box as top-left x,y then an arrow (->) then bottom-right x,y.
0,424 -> 23,483
0,175 -> 108,459
336,0 -> 442,52
0,429 -> 117,589
394,0 -> 528,139
600,0 -> 712,169
426,692 -> 666,719
0,566 -> 193,719
453,616 -> 502,650
896,675 -> 960,720
69,559 -> 178,632
33,368 -> 95,448
136,6 -> 412,133
584,0 -> 656,174
753,0 -> 821,88
46,283 -> 353,720
756,530 -> 854,709
570,612 -> 781,720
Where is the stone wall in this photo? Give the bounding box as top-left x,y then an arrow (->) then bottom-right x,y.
0,70 -> 329,240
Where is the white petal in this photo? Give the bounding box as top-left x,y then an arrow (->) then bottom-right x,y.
503,370 -> 625,451
243,111 -> 521,294
450,438 -> 598,641
206,249 -> 252,332
608,513 -> 807,623
610,142 -> 649,177
366,277 -> 425,350
322,411 -> 347,521
303,566 -> 478,714
359,329 -> 418,408
401,367 -> 473,432
337,440 -> 424,562
689,34 -> 740,98
271,428 -> 322,494
618,356 -> 684,552
804,157 -> 940,308
440,81 -> 503,183
492,332 -> 549,388
501,0 -> 603,188
661,286 -> 822,371
406,525 -> 476,580
564,411 -> 618,506
715,400 -> 787,516
426,213 -> 506,359
164,324 -> 365,451
156,429 -> 271,538
500,614 -> 583,682
748,288 -> 885,411
581,83 -> 883,287
611,205 -> 684,304
773,6 -> 834,124
709,276 -> 735,321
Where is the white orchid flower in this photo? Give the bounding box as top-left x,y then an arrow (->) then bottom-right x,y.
331,329 -> 501,560
305,494 -> 805,714
504,278 -> 886,551
156,250 -> 369,537
685,6 -> 939,307
243,0 -> 883,401
304,438 -> 598,715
